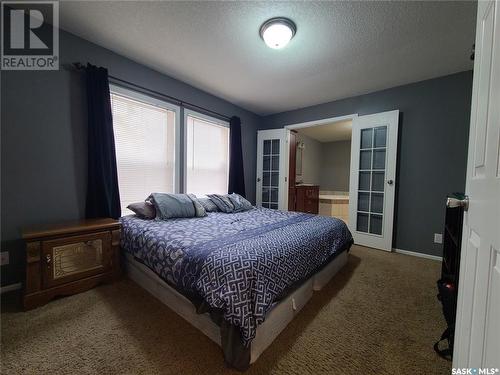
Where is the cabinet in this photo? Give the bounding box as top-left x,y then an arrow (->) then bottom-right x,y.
22,218 -> 121,310
294,185 -> 319,214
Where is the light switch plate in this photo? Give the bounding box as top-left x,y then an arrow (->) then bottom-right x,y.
434,233 -> 443,244
0,251 -> 9,266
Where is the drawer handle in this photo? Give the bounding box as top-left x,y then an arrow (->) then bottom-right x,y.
45,254 -> 51,265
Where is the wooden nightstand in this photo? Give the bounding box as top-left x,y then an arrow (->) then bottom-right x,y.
22,218 -> 121,310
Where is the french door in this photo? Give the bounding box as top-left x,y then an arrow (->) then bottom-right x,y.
453,0 -> 500,367
256,129 -> 288,210
348,110 -> 399,251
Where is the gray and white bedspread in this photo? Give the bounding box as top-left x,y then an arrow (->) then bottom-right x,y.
120,208 -> 352,346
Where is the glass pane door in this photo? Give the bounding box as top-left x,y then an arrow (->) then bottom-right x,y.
356,126 -> 387,235
349,110 -> 399,251
261,139 -> 280,209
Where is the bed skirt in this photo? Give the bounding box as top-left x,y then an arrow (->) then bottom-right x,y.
123,249 -> 349,369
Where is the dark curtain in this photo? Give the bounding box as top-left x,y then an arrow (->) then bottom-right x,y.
228,116 -> 246,197
85,63 -> 121,219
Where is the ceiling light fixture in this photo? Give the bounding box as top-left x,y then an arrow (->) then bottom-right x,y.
259,17 -> 296,49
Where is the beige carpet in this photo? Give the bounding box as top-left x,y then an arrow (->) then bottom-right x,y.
1,246 -> 451,375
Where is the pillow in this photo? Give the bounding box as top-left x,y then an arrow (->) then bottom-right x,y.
227,193 -> 253,212
127,201 -> 156,219
198,197 -> 220,213
187,194 -> 207,217
149,193 -> 196,219
207,194 -> 235,213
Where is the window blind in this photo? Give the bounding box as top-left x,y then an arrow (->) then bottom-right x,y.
110,92 -> 176,214
186,114 -> 229,196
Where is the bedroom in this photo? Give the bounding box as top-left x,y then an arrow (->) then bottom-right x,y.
1,1 -> 499,374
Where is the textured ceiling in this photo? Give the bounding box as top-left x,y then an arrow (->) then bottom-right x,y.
297,120 -> 352,143
59,1 -> 476,115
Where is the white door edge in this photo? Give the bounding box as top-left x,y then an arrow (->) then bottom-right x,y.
453,0 -> 500,368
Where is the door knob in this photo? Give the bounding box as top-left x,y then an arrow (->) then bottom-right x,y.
387,179 -> 394,185
446,196 -> 469,211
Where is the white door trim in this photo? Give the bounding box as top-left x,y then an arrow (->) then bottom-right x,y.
284,114 -> 358,130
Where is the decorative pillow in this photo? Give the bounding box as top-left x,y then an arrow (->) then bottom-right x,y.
207,194 -> 235,213
187,194 -> 207,217
198,197 -> 220,212
127,201 -> 156,219
149,193 -> 196,219
227,193 -> 253,212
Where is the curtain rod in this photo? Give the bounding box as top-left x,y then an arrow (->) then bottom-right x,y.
71,62 -> 232,122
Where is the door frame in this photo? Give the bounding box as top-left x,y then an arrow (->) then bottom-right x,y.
282,114 -> 359,211
285,114 -> 359,131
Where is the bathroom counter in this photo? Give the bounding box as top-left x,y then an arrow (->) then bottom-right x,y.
319,194 -> 349,202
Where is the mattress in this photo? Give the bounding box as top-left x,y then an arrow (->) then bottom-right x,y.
120,207 -> 352,368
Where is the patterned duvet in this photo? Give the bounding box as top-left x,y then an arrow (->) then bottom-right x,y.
120,207 -> 352,347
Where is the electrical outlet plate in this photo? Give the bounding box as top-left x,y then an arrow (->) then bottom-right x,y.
0,251 -> 9,266
434,233 -> 443,244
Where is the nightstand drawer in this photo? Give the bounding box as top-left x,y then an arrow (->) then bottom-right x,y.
305,188 -> 318,199
41,231 -> 112,288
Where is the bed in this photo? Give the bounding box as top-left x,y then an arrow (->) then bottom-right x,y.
120,207 -> 353,370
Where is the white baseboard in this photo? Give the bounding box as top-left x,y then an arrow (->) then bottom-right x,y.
393,248 -> 442,262
0,282 -> 22,294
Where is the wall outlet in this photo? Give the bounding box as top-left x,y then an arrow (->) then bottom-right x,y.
0,251 -> 9,266
434,233 -> 443,244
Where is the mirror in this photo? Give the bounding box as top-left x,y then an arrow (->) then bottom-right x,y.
296,142 -> 304,176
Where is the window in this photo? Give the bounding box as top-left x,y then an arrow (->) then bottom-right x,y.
110,86 -> 179,214
185,111 -> 229,196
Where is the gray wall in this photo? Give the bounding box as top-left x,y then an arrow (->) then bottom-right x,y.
263,71 -> 473,257
295,136 -> 351,192
1,30 -> 260,286
0,28 -> 473,284
295,133 -> 322,185
320,141 -> 351,192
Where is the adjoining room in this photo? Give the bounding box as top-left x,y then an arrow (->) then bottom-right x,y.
288,118 -> 352,224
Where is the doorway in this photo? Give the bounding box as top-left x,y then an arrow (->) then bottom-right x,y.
283,110 -> 399,252
287,117 -> 353,224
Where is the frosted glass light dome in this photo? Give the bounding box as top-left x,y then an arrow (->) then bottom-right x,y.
260,18 -> 296,49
